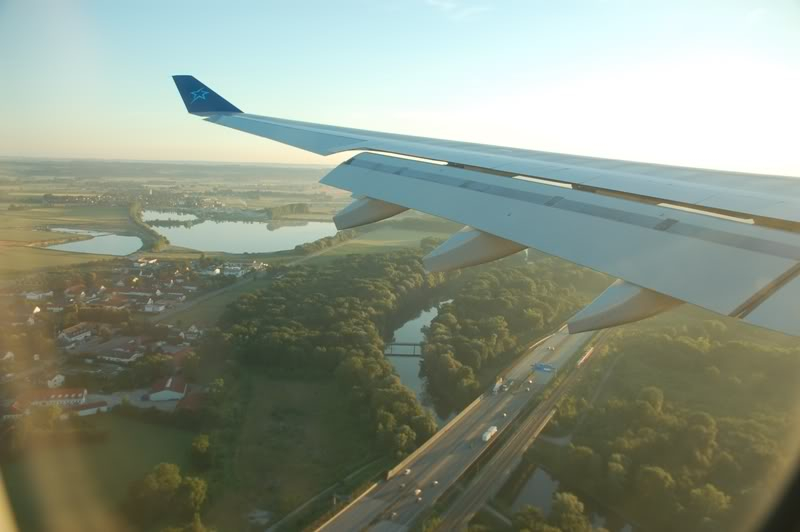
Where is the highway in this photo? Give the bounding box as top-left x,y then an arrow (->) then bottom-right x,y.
317,327 -> 596,532
436,333 -> 606,530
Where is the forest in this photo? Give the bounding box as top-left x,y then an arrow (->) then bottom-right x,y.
515,315 -> 800,532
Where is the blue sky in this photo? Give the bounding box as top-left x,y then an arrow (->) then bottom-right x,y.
1,0 -> 798,175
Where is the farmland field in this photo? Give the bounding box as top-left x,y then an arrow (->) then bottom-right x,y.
207,375 -> 375,529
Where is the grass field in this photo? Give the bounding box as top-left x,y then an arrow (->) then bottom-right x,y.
0,204 -> 137,278
1,415 -> 195,532
0,246 -> 113,275
208,375 -> 376,529
318,226 -> 450,258
0,205 -> 132,233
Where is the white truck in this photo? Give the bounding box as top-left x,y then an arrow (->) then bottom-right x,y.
492,378 -> 504,395
482,425 -> 498,442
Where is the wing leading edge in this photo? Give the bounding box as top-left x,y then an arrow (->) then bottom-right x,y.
172,76 -> 800,337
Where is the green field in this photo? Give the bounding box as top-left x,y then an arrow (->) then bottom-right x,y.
317,226 -> 450,258
208,375 -> 376,529
0,205 -> 132,233
1,415 -> 195,532
0,246 -> 113,275
0,204 -> 137,277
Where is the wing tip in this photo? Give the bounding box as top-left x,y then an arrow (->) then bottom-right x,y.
172,75 -> 242,115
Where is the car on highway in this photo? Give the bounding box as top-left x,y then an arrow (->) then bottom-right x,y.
403,468 -> 411,475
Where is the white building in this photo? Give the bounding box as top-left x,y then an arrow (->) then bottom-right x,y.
25,291 -> 53,301
144,298 -> 166,313
47,374 -> 65,388
58,322 -> 93,343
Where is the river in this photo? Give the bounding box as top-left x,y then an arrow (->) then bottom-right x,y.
385,301 -> 452,426
512,467 -> 634,531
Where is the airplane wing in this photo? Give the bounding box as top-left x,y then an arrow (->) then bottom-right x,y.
172,75 -> 800,337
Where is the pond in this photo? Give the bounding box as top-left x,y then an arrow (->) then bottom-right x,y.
143,211 -> 338,253
513,467 -> 634,531
386,301 -> 452,426
47,228 -> 143,256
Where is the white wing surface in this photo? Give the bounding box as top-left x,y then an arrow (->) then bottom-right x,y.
173,75 -> 800,337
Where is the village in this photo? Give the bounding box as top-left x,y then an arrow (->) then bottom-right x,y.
0,255 -> 269,422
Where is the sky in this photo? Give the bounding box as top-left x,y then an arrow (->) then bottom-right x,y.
0,0 -> 799,176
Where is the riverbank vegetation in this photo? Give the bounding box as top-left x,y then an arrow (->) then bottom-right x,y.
421,257 -> 609,415
129,200 -> 169,251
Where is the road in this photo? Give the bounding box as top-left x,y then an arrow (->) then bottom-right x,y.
317,327 -> 596,532
436,334 -> 607,530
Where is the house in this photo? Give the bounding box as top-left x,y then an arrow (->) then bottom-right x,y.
47,374 -> 65,388
69,401 -> 108,417
104,294 -> 130,310
185,325 -> 202,341
2,351 -> 14,362
93,337 -> 145,364
15,388 -> 87,408
63,284 -> 86,297
58,322 -> 93,343
25,290 -> 53,301
149,376 -> 187,401
223,265 -> 244,277
1,404 -> 24,421
144,298 -> 166,313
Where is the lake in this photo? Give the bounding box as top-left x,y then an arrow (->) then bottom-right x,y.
47,228 -> 143,256
143,211 -> 338,253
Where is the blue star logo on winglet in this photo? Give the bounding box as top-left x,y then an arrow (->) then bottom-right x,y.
190,88 -> 209,104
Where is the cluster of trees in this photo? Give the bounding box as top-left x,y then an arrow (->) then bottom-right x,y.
513,492 -> 604,532
123,463 -> 210,531
220,250 -> 450,457
261,202 -> 310,219
292,229 -> 357,255
422,259 -> 606,413
527,318 -> 800,532
130,200 -> 170,251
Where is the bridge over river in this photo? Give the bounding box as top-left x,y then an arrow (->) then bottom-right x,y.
384,342 -> 423,357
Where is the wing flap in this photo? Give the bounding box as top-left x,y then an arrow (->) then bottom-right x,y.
322,153 -> 800,335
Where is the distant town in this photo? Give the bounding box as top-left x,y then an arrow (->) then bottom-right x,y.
1,255 -> 268,422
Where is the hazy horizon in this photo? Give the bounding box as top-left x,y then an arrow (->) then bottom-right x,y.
1,1 -> 799,176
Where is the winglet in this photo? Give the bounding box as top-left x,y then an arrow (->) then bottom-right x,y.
172,75 -> 242,114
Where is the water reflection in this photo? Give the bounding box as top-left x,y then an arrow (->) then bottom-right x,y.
144,212 -> 338,253
47,228 -> 142,256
